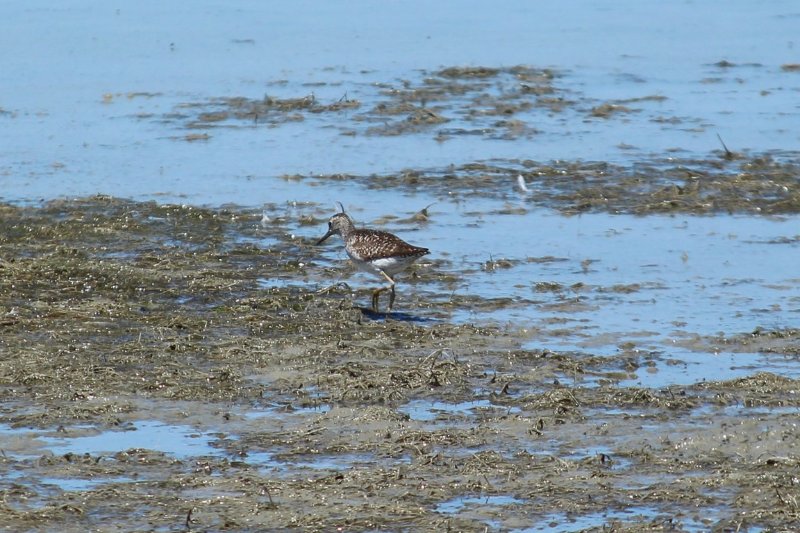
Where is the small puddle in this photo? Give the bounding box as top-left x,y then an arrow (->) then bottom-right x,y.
436,494 -> 525,515
544,347 -> 800,390
244,402 -> 332,420
242,451 -> 411,474
1,465 -> 135,497
40,476 -> 133,492
39,420 -> 219,458
521,506 -> 663,532
400,399 -> 521,422
241,450 -> 278,469
620,350 -> 800,389
522,505 -> 738,533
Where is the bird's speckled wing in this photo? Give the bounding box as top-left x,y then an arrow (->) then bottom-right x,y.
346,230 -> 429,262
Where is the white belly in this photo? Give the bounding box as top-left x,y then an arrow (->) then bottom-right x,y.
347,252 -> 416,278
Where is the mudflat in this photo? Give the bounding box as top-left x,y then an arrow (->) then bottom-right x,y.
1,197 -> 799,531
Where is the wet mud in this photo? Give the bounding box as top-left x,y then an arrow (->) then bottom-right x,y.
302,153 -> 800,216
2,197 -> 799,531
167,66 -> 561,141
159,63 -> 800,217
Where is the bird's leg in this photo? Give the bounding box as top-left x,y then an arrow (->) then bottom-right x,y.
371,287 -> 386,312
379,271 -> 396,310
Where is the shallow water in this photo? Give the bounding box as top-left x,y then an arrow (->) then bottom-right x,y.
310,204 -> 800,388
39,421 -> 218,458
522,507 -> 688,533
2,1 -> 799,203
400,398 -> 522,422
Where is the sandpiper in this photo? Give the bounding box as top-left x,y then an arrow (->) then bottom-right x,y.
316,206 -> 429,312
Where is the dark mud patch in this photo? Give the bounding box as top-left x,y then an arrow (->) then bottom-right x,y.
677,328 -> 800,357
158,65 -> 569,141
1,198 -> 799,531
302,151 -> 800,215
174,93 -> 361,131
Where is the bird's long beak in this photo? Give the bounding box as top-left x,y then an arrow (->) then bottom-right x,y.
316,229 -> 334,245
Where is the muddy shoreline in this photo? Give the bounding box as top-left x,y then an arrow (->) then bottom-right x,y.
5,0 -> 800,527
1,197 -> 798,531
